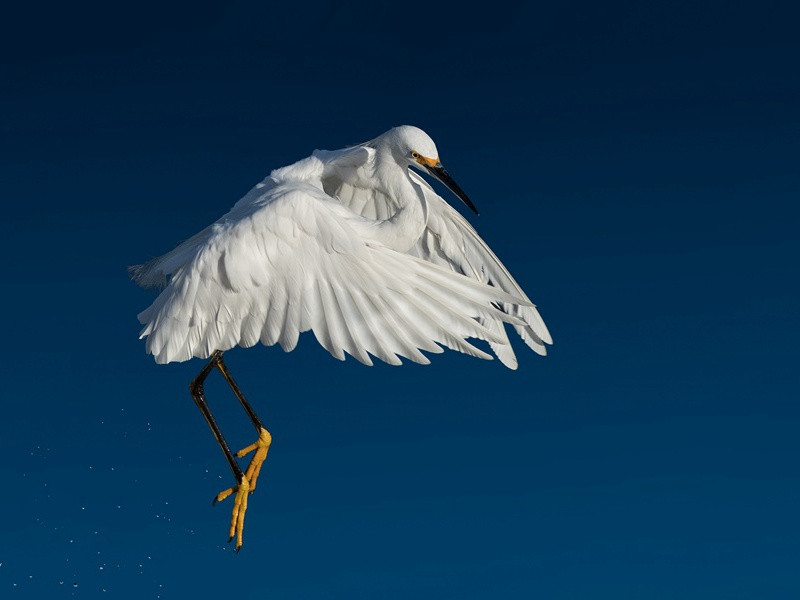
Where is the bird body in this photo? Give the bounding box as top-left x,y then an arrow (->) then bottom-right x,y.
131,125 -> 551,368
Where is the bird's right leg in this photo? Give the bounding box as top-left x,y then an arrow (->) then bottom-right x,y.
212,352 -> 271,496
189,352 -> 251,551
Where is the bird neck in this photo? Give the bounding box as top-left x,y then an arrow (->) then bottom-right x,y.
368,157 -> 428,252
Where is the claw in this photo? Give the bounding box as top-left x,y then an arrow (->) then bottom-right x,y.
214,486 -> 237,505
213,428 -> 271,551
238,428 -> 272,493
235,441 -> 260,459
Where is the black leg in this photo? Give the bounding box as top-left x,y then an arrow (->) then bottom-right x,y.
188,350 -> 272,550
213,352 -> 266,434
189,351 -> 244,482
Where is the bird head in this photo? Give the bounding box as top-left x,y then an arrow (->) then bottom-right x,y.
386,125 -> 479,215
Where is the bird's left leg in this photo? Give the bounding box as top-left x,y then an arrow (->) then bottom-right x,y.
210,353 -> 272,536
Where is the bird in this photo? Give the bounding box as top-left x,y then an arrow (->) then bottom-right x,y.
130,125 -> 552,550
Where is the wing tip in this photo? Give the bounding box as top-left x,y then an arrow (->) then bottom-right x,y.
128,262 -> 168,290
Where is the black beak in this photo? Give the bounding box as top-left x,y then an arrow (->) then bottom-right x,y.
424,163 -> 479,215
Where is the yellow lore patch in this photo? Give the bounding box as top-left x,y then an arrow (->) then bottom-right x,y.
416,155 -> 440,168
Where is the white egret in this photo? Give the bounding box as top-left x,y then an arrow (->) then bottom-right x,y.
130,125 -> 552,550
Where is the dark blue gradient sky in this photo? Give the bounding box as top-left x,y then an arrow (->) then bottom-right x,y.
2,1 -> 799,598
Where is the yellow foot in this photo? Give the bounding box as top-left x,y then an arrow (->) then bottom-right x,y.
213,427 -> 272,551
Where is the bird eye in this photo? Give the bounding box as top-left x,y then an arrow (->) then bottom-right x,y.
411,151 -> 420,159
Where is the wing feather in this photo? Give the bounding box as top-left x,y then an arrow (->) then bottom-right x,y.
407,170 -> 553,362
329,162 -> 552,367
136,181 -> 530,365
328,283 -> 375,366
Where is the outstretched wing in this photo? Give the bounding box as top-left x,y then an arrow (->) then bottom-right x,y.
407,170 -> 552,369
136,180 -> 533,365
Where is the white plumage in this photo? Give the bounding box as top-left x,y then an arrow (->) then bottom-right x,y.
131,125 -> 551,367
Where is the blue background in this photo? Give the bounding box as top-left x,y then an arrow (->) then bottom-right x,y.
2,1 -> 799,598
